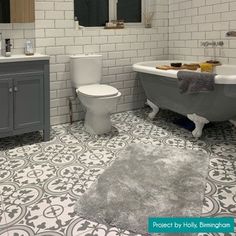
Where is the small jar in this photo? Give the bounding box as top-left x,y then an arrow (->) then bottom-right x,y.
25,40 -> 34,56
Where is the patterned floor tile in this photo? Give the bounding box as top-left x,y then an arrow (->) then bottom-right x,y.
31,143 -> 84,167
65,218 -> 138,236
5,144 -> 42,159
0,108 -> 235,236
0,196 -> 8,230
0,225 -> 35,236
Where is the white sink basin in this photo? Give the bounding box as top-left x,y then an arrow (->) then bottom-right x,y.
0,54 -> 50,63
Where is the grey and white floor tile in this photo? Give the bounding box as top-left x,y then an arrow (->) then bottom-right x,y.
0,108 -> 236,236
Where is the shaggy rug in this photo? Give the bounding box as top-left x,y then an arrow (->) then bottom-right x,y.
75,144 -> 209,235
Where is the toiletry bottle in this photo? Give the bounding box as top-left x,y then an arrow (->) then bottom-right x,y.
25,40 -> 34,56
5,38 -> 12,57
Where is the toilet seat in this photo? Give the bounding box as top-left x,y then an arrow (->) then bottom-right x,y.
77,84 -> 119,98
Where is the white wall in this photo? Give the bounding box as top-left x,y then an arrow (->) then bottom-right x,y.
3,0 -> 236,126
169,0 -> 236,64
35,0 -> 169,125
0,23 -> 35,54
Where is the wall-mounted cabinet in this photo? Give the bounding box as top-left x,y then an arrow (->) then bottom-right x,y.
0,0 -> 35,23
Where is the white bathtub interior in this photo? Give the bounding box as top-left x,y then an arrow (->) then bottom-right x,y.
133,61 -> 236,84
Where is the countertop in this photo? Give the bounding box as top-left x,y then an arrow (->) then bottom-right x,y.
0,54 -> 50,63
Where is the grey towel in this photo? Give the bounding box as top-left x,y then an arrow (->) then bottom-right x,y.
177,71 -> 216,94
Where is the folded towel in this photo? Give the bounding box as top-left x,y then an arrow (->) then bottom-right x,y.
177,71 -> 216,94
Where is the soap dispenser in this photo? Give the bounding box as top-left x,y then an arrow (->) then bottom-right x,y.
5,38 -> 12,57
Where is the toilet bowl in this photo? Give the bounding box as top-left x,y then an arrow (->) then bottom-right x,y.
70,55 -> 121,135
77,84 -> 121,134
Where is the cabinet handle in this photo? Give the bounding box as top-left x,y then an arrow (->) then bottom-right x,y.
14,87 -> 18,92
9,88 -> 13,93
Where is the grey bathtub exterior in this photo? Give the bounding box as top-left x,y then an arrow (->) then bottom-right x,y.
138,72 -> 236,122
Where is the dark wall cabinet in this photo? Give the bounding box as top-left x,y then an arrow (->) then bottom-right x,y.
0,60 -> 50,141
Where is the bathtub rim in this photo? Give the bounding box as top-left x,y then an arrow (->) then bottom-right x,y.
133,61 -> 236,85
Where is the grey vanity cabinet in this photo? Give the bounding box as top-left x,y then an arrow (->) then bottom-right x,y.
0,78 -> 13,133
0,60 -> 50,141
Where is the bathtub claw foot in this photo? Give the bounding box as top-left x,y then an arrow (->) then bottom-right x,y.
187,114 -> 209,138
230,120 -> 236,127
146,100 -> 159,120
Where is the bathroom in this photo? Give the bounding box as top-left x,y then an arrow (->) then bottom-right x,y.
0,0 -> 235,235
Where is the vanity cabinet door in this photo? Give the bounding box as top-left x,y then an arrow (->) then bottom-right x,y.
0,78 -> 13,133
13,73 -> 44,130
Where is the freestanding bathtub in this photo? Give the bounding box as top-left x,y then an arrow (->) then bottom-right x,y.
133,60 -> 236,138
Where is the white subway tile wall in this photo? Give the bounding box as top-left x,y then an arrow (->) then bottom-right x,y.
169,0 -> 236,64
35,0 -> 169,125
0,23 -> 35,54
1,0 -> 236,125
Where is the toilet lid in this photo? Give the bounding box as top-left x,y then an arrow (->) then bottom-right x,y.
77,84 -> 119,97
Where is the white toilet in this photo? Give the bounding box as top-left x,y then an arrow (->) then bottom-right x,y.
70,54 -> 121,135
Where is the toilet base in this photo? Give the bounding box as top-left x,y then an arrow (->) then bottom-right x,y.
85,110 -> 112,135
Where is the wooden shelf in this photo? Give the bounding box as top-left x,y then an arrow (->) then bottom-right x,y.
104,26 -> 124,29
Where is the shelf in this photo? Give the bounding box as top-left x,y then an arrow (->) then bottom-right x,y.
104,26 -> 125,29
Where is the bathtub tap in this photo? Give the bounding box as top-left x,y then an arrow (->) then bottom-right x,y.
201,41 -> 224,47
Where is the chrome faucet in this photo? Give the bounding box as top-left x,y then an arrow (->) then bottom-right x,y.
201,41 -> 224,47
201,41 -> 224,62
